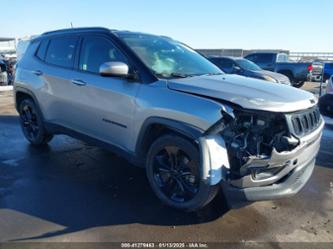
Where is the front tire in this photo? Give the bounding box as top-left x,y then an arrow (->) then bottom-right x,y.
293,81 -> 305,88
18,98 -> 53,146
146,135 -> 218,211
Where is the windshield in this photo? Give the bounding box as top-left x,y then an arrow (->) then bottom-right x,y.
235,59 -> 262,71
116,32 -> 223,78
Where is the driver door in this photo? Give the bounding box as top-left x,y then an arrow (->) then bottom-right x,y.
68,34 -> 141,150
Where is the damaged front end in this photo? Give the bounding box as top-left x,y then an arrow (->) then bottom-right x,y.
200,105 -> 324,202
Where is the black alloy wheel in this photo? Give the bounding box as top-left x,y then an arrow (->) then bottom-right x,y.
19,98 -> 53,146
146,135 -> 218,211
152,145 -> 199,203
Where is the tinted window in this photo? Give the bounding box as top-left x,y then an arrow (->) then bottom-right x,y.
219,59 -> 234,69
253,54 -> 274,64
36,39 -> 49,61
209,58 -> 219,65
45,37 -> 78,68
235,59 -> 261,71
79,36 -> 127,73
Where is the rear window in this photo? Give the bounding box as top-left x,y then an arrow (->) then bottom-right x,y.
45,37 -> 78,68
254,54 -> 273,64
36,40 -> 49,61
246,54 -> 274,64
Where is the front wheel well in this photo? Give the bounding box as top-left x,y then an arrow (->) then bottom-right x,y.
15,91 -> 34,111
137,123 -> 199,164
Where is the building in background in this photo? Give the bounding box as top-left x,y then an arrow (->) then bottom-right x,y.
0,37 -> 16,59
197,49 -> 289,58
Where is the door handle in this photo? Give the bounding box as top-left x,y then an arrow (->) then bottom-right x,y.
33,70 -> 43,76
71,79 -> 87,86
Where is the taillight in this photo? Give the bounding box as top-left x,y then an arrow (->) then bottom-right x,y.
307,65 -> 313,72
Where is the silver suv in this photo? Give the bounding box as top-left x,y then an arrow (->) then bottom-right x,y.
14,28 -> 324,211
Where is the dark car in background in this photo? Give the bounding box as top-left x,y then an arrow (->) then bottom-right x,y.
209,56 -> 290,85
245,52 -> 311,87
323,62 -> 333,82
319,75 -> 333,118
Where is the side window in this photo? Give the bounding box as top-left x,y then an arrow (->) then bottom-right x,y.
36,39 -> 49,61
209,58 -> 219,65
219,59 -> 234,73
256,54 -> 274,64
45,37 -> 78,68
79,36 -> 128,74
245,54 -> 256,62
277,54 -> 288,63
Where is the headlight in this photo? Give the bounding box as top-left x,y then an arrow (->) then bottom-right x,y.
263,75 -> 278,83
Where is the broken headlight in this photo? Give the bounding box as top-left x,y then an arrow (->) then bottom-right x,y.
220,109 -> 299,177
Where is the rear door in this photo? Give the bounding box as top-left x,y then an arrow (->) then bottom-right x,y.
68,34 -> 141,150
36,35 -> 80,126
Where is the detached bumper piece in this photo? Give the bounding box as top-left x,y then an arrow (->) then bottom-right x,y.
222,158 -> 315,206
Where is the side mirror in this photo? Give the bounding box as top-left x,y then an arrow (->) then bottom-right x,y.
233,65 -> 241,73
99,61 -> 129,77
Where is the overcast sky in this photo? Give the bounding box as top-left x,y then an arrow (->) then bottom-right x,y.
2,0 -> 332,52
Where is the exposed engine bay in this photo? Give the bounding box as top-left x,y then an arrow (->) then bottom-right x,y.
220,109 -> 300,180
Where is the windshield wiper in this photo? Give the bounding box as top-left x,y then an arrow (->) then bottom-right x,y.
156,72 -> 222,79
155,73 -> 195,79
169,73 -> 194,78
201,72 -> 224,76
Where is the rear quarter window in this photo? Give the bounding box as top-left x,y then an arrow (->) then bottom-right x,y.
36,39 -> 49,61
45,37 -> 78,68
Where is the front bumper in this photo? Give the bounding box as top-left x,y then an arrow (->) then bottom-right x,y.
221,157 -> 315,206
200,116 -> 324,205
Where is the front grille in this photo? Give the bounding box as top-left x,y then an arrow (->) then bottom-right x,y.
288,106 -> 321,136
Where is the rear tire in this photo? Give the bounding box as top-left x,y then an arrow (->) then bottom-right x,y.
146,134 -> 218,211
18,98 -> 53,146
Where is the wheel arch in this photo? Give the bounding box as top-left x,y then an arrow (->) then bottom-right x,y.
277,69 -> 294,79
15,87 -> 39,112
135,117 -> 204,164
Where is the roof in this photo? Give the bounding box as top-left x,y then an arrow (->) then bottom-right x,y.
40,27 -> 166,40
41,27 -> 112,36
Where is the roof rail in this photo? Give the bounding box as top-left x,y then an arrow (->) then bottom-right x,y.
42,27 -> 111,36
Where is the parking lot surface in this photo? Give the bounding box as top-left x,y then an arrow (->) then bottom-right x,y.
0,86 -> 332,243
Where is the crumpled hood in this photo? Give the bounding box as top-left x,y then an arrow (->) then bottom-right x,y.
167,74 -> 317,112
